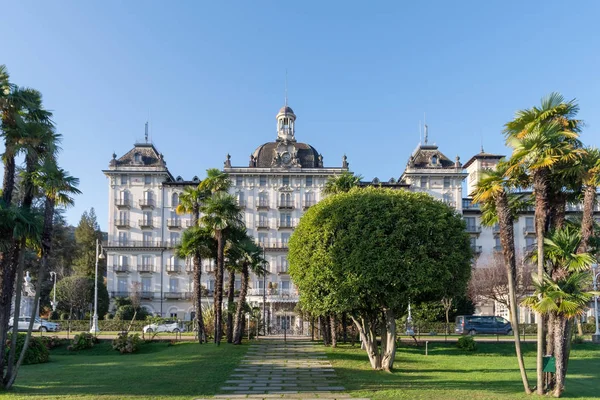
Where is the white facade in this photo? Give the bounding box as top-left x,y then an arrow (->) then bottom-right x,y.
103,107 -> 600,327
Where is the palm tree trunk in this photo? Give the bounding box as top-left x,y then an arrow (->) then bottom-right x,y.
578,185 -> 596,254
0,245 -> 19,385
533,170 -> 550,394
233,263 -> 249,344
193,254 -> 205,343
226,269 -> 235,343
214,231 -> 224,345
1,151 -> 16,206
496,191 -> 532,393
553,314 -> 569,397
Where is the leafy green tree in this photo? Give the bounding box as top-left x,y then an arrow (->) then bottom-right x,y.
72,208 -> 104,277
288,187 -> 471,371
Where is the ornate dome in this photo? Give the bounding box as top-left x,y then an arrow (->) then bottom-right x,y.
251,142 -> 321,168
278,106 -> 295,115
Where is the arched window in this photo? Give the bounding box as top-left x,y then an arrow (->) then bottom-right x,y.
171,192 -> 179,207
134,153 -> 141,163
431,155 -> 438,165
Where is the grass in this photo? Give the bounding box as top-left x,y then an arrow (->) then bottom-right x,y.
326,341 -> 600,400
0,340 -> 248,400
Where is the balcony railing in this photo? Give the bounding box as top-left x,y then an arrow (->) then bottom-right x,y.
115,198 -> 131,209
204,266 -> 216,274
105,240 -> 165,248
140,291 -> 154,299
303,201 -> 315,210
277,266 -> 289,274
465,225 -> 482,234
184,220 -> 194,228
185,265 -> 195,274
167,219 -> 182,229
114,219 -> 130,228
471,245 -> 482,254
256,201 -> 270,210
137,264 -> 155,273
523,226 -> 535,235
139,199 -> 155,209
165,239 -> 181,248
110,291 -> 130,298
164,291 -> 183,300
462,199 -> 480,210
256,221 -> 270,230
138,219 -> 154,229
257,240 -> 289,250
112,265 -> 129,273
277,220 -> 295,229
277,201 -> 294,210
246,288 -> 298,300
166,264 -> 182,273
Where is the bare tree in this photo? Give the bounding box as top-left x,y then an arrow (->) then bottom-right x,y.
127,281 -> 141,332
469,253 -> 534,319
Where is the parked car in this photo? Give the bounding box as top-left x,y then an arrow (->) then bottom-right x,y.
455,315 -> 512,335
8,316 -> 60,332
142,320 -> 184,333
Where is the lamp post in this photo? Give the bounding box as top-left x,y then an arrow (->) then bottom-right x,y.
49,271 -> 57,312
90,239 -> 105,334
592,264 -> 600,342
262,249 -> 267,337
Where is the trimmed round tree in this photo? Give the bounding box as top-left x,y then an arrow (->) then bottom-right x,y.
288,187 -> 472,371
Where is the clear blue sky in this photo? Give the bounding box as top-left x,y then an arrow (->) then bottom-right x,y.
2,1 -> 599,230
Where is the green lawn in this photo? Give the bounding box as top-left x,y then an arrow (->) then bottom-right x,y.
327,341 -> 600,400
0,340 -> 248,400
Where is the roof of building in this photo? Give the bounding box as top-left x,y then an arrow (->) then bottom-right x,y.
405,144 -> 458,169
462,150 -> 505,169
251,141 -> 321,168
278,106 -> 295,115
111,143 -> 166,168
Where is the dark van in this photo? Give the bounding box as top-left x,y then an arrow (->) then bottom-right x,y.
455,315 -> 512,335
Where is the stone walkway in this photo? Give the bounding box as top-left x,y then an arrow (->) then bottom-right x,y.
196,339 -> 369,400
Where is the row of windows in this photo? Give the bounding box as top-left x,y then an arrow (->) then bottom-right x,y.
114,277 -> 291,293
235,175 -> 315,187
119,174 -> 155,185
420,176 -> 453,188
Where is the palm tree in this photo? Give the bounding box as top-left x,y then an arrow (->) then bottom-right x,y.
176,185 -> 208,226
504,94 -> 584,393
233,238 -> 264,344
323,172 -> 362,195
575,147 -> 600,253
523,228 -> 596,397
4,162 -> 79,389
199,168 -> 232,194
176,226 -> 215,343
201,193 -> 244,345
471,161 -> 531,394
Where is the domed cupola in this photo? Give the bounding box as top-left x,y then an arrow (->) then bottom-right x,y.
276,105 -> 296,142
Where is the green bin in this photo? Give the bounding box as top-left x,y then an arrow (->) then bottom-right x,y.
542,356 -> 556,373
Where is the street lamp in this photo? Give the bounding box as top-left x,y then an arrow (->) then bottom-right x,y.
592,264 -> 600,340
49,271 -> 58,312
90,239 -> 105,334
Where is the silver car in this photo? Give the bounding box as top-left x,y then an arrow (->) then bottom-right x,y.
142,320 -> 184,333
9,316 -> 60,332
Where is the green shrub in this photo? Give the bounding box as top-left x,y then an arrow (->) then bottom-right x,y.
114,305 -> 148,321
104,313 -> 114,320
112,332 -> 142,354
457,336 -> 477,351
572,335 -> 585,344
38,336 -> 63,350
68,332 -> 98,351
4,333 -> 50,365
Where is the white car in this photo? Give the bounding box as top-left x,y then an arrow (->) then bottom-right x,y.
142,320 -> 184,333
9,316 -> 60,332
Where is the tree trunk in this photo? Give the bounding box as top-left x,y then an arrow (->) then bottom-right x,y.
310,317 -> 314,341
6,238 -> 26,385
533,170 -> 550,395
496,191 -> 532,393
351,315 -> 381,369
381,309 -> 397,371
1,151 -> 15,206
553,314 -> 569,398
193,254 -> 205,343
0,244 -> 19,382
226,269 -> 235,343
330,314 -> 337,348
233,263 -> 249,344
342,313 -> 348,343
320,316 -> 329,346
214,231 -> 225,345
578,185 -> 596,254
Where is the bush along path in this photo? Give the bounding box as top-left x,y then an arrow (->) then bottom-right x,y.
198,338 -> 368,400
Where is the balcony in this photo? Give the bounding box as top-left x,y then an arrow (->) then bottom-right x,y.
110,291 -> 129,298
114,219 -> 130,228
139,198 -> 155,209
277,266 -> 289,275
185,265 -> 195,274
165,239 -> 181,248
256,201 -> 270,210
137,264 -> 155,273
258,240 -> 289,251
166,263 -> 182,274
471,245 -> 482,254
112,265 -> 129,273
256,221 -> 270,230
246,288 -> 298,301
138,219 -> 154,229
303,201 -> 315,210
184,219 -> 194,228
523,225 -> 535,235
237,200 -> 247,208
104,240 -> 165,249
462,199 -> 480,210
277,220 -> 295,229
140,291 -> 155,300
277,201 -> 295,210
204,266 -> 216,274
164,292 -> 183,300
115,198 -> 131,209
167,219 -> 182,229
465,225 -> 482,234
